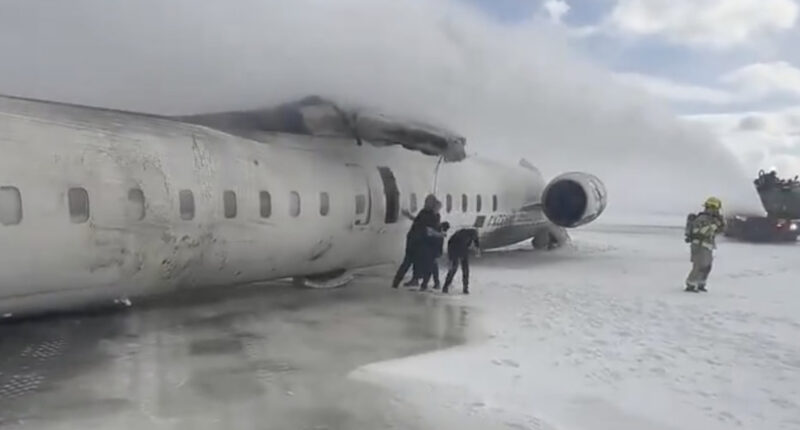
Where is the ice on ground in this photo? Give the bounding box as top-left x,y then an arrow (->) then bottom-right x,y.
352,226 -> 800,430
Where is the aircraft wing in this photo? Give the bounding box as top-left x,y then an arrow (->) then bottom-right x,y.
176,96 -> 467,162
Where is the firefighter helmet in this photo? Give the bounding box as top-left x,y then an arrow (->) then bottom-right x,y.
704,197 -> 722,210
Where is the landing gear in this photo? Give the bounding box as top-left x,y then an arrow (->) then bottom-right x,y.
532,225 -> 569,250
532,232 -> 551,250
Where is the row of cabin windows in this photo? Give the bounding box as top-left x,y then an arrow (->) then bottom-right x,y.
175,189 -> 333,221
0,186 -> 337,225
408,193 -> 498,214
1,186 -> 500,226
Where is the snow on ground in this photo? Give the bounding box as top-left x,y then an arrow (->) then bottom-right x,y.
351,225 -> 800,430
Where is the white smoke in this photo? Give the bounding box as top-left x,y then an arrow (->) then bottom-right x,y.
0,0 -> 763,217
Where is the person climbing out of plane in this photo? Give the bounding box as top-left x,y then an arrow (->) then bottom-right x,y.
419,222 -> 450,291
443,227 -> 480,295
684,197 -> 725,293
392,194 -> 442,289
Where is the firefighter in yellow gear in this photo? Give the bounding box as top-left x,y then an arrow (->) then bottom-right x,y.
685,197 -> 725,292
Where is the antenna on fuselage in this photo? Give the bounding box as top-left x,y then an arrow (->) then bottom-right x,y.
432,155 -> 445,194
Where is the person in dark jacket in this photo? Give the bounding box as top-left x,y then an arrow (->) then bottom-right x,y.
391,195 -> 441,289
419,222 -> 450,291
443,228 -> 480,294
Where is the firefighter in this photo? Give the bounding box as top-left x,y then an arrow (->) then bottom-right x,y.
685,197 -> 725,292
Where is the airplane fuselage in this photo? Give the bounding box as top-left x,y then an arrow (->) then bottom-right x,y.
0,96 -> 565,315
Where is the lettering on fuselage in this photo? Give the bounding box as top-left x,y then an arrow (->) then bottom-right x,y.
485,211 -> 543,228
487,214 -> 515,227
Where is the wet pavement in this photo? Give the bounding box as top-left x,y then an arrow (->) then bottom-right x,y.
0,272 -> 476,430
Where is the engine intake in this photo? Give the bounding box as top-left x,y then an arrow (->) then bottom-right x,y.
542,172 -> 607,228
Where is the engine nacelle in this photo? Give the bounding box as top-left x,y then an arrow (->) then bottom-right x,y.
542,172 -> 607,228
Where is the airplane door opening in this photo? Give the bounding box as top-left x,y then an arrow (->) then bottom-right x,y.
377,166 -> 399,224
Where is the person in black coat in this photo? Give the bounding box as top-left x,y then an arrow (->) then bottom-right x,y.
443,228 -> 480,294
391,195 -> 441,289
419,222 -> 450,291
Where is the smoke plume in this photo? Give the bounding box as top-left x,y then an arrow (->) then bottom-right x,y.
0,0 -> 763,217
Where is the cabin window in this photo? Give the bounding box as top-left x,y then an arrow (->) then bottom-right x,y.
377,167 -> 400,224
260,191 -> 272,218
476,195 -> 482,213
179,190 -> 195,220
290,191 -> 301,217
446,194 -> 453,213
355,194 -> 366,215
0,186 -> 22,226
320,192 -> 330,216
493,195 -> 498,212
68,187 -> 90,224
410,193 -> 418,213
127,188 -> 145,221
223,190 -> 237,219
461,194 -> 468,213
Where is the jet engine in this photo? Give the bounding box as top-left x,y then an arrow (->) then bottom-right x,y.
542,172 -> 607,228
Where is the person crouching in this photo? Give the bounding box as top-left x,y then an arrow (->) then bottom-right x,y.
443,227 -> 480,295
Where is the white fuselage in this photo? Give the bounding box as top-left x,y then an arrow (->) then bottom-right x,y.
0,96 -> 547,315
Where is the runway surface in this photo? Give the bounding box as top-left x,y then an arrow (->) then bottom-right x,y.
2,225 -> 799,430
0,274 -> 477,430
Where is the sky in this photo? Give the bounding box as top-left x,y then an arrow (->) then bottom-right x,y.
466,0 -> 800,176
0,0 -> 772,214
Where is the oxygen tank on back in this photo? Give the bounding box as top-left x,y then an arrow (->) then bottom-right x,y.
685,213 -> 697,243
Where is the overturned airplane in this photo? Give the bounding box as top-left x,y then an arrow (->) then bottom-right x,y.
0,95 -> 607,316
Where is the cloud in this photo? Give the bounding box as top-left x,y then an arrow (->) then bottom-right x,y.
0,0 -> 762,216
608,0 -> 798,49
543,0 -> 570,24
615,72 -> 737,105
617,61 -> 800,109
738,115 -> 768,131
721,61 -> 800,98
